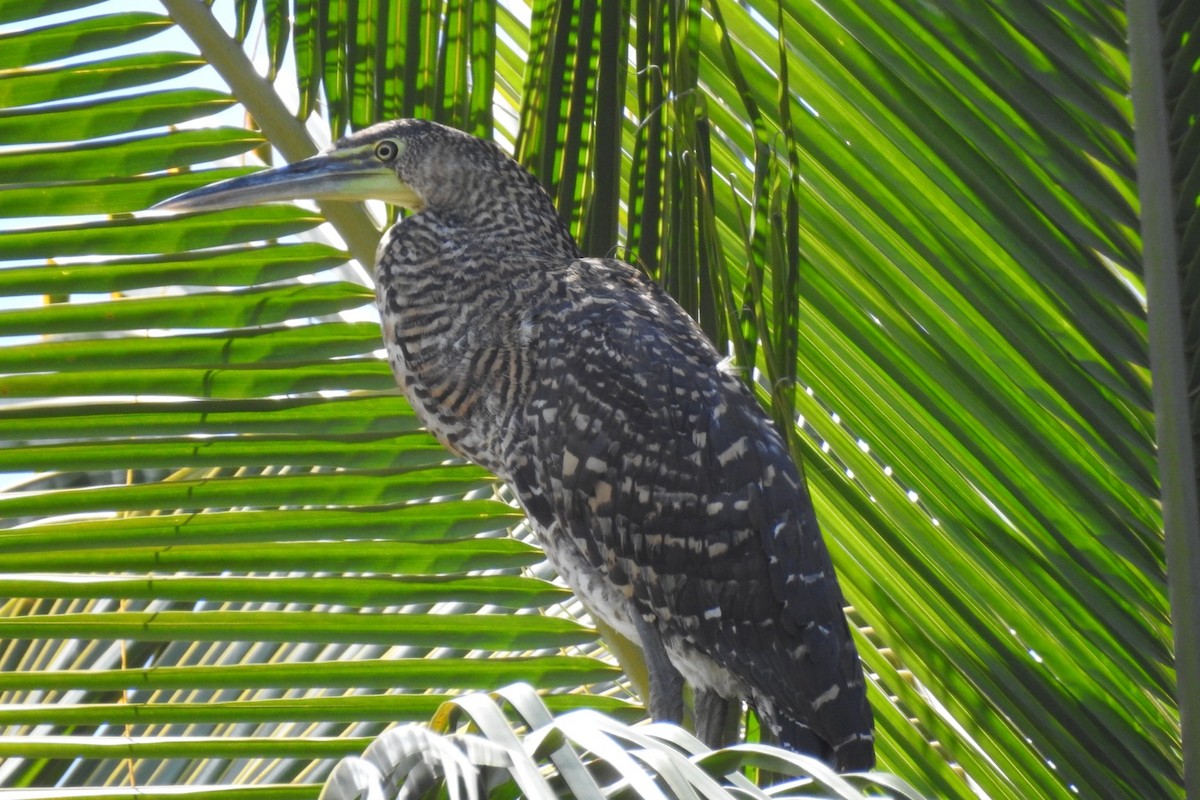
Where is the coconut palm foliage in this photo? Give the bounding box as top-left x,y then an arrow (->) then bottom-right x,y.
0,0 -> 1194,798
318,685 -> 922,800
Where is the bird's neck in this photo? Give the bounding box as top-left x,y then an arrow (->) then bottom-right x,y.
377,203 -> 580,291
372,210 -> 569,475
417,163 -> 581,261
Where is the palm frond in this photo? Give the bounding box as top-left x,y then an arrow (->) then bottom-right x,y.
318,686 -> 926,800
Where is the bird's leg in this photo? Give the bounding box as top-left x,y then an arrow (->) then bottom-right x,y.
693,689 -> 739,748
631,607 -> 684,722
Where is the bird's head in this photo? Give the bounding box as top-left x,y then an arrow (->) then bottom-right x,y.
156,120 -> 570,249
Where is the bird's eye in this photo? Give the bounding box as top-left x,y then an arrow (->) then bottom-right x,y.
375,140 -> 399,162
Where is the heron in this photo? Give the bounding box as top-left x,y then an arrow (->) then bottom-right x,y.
156,118 -> 875,770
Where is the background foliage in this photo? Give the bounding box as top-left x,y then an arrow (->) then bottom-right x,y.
0,0 -> 1194,798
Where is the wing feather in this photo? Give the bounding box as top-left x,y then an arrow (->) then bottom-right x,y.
506,257 -> 872,766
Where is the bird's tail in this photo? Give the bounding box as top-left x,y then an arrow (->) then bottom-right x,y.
775,716 -> 875,773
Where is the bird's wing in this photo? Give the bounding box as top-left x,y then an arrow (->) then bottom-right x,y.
506,257 -> 871,759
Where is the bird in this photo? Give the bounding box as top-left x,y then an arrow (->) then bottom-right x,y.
156,118 -> 875,770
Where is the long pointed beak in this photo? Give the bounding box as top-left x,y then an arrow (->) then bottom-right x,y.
154,151 -> 422,212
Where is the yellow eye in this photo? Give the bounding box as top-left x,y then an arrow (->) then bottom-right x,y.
375,140 -> 399,161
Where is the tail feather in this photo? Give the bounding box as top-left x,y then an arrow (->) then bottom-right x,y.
775,715 -> 875,772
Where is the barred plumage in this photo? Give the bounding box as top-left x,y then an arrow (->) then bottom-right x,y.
158,118 -> 875,771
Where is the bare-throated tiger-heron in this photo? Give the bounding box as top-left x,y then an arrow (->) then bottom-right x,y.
157,119 -> 875,770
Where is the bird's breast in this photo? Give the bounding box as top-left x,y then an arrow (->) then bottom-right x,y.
375,275 -> 534,476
